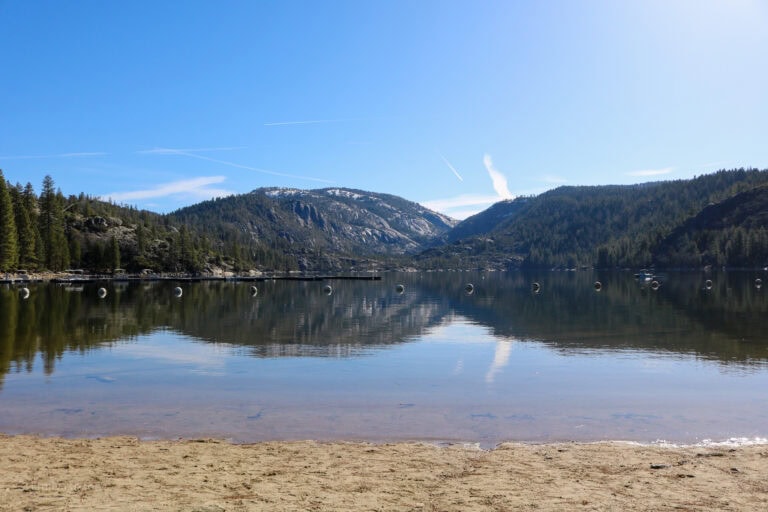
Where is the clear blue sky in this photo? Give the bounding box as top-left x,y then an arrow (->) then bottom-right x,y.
1,0 -> 766,219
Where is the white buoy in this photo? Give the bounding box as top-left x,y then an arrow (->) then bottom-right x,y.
20,287 -> 30,299
97,287 -> 108,299
650,280 -> 660,290
756,278 -> 763,289
250,285 -> 258,296
174,286 -> 183,297
705,279 -> 713,290
323,284 -> 333,295
465,283 -> 474,295
532,282 -> 541,293
594,281 -> 602,291
395,284 -> 405,294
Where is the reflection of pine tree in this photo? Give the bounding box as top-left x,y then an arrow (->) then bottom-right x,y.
0,288 -> 19,390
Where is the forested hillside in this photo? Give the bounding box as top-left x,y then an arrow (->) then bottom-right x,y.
0,171 -> 233,274
417,168 -> 768,270
654,185 -> 768,268
3,168 -> 768,275
0,172 -> 454,274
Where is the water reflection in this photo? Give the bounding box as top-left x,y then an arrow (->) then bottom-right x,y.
467,272 -> 768,368
1,271 -> 768,388
485,340 -> 514,384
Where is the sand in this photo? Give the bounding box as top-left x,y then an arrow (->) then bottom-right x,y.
0,434 -> 766,511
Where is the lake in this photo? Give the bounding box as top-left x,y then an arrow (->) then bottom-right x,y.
1,271 -> 767,447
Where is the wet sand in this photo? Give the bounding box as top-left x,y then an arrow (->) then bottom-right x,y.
1,434 -> 766,511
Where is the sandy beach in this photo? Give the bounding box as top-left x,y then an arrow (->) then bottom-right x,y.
0,435 -> 766,511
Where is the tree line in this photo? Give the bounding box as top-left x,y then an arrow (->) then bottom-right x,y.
0,171 -> 302,274
1,172 -> 66,272
0,171 -> 200,273
5,168 -> 768,274
415,169 -> 768,270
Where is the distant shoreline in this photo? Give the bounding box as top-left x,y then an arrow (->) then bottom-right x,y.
1,271 -> 383,285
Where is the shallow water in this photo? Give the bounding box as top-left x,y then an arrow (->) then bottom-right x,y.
1,271 -> 767,446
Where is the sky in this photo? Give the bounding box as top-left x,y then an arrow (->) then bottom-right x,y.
1,0 -> 767,220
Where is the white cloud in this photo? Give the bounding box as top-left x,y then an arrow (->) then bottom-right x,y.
626,167 -> 674,177
102,176 -> 232,202
483,154 -> 514,199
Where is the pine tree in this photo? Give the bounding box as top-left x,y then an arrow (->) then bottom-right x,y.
135,223 -> 146,254
38,175 -> 70,270
69,235 -> 82,268
0,171 -> 19,272
12,183 -> 37,269
109,235 -> 120,271
53,190 -> 70,270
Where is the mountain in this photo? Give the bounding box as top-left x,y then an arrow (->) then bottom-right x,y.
4,176 -> 457,274
417,168 -> 768,270
7,169 -> 768,275
437,197 -> 532,244
654,185 -> 768,268
169,187 -> 457,271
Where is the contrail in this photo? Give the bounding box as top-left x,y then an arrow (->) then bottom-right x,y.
263,118 -> 354,126
438,151 -> 464,181
0,151 -> 108,160
138,147 -> 246,154
152,148 -> 334,184
103,176 -> 231,201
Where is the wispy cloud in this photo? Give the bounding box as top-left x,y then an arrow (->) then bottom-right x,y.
422,194 -> 505,220
102,176 -> 232,202
144,147 -> 334,183
483,154 -> 514,199
263,118 -> 354,126
138,146 -> 246,155
438,151 -> 464,181
422,194 -> 502,212
626,167 -> 674,177
542,174 -> 567,184
0,151 -> 108,160
59,152 -> 108,158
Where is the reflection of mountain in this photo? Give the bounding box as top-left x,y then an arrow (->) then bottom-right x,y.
159,280 -> 450,356
2,272 -> 768,386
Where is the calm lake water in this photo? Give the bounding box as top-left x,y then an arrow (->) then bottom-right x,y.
1,271 -> 767,447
